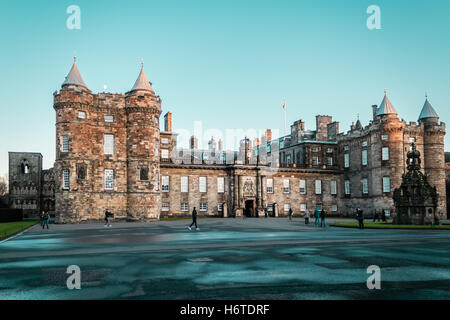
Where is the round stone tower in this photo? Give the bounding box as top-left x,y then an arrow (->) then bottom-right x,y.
125,63 -> 162,220
419,97 -> 447,219
53,57 -> 94,223
375,93 -> 405,199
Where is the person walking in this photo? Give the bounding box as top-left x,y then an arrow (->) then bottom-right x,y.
304,209 -> 310,225
42,211 -> 50,229
356,207 -> 364,229
264,207 -> 268,218
40,211 -> 45,227
288,208 -> 293,221
104,209 -> 112,227
314,207 -> 320,227
373,210 -> 380,222
381,210 -> 386,222
320,209 -> 327,228
188,207 -> 199,230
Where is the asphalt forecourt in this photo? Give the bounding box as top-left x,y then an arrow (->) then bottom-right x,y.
332,221 -> 450,230
0,218 -> 449,300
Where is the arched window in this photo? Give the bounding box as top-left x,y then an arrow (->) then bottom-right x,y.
20,160 -> 31,174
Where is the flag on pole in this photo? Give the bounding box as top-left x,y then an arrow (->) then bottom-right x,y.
282,102 -> 286,109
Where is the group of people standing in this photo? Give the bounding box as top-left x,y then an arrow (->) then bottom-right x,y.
312,207 -> 327,227
39,211 -> 50,229
290,206 -> 327,227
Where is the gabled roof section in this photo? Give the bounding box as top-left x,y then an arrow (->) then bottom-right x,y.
375,93 -> 397,116
419,98 -> 439,120
62,56 -> 88,89
129,63 -> 154,93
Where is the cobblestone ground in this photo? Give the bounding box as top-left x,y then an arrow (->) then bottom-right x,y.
0,218 -> 449,300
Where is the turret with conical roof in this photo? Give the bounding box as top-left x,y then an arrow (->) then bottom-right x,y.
125,62 -> 162,221
53,57 -> 95,223
375,92 -> 397,118
128,62 -> 155,94
418,96 -> 439,124
61,56 -> 90,92
419,94 -> 446,218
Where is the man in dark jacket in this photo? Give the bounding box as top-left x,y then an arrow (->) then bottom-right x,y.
42,211 -> 50,229
104,209 -> 113,227
288,208 -> 293,221
356,208 -> 364,229
320,209 -> 327,227
188,207 -> 199,230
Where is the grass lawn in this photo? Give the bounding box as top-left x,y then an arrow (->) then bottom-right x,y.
0,220 -> 39,240
332,221 -> 450,230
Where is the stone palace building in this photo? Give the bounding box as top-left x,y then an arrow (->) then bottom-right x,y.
8,59 -> 447,223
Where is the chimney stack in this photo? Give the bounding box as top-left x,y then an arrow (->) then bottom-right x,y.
190,135 -> 198,149
372,105 -> 378,121
266,129 -> 272,141
164,112 -> 172,132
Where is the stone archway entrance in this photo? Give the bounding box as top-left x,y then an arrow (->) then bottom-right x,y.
244,199 -> 257,217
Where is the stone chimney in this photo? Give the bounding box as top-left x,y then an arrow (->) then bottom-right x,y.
327,122 -> 339,141
164,112 -> 172,132
372,105 -> 378,121
315,115 -> 333,141
190,135 -> 198,149
266,129 -> 272,141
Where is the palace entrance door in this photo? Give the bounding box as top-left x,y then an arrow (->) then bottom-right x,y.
244,200 -> 257,217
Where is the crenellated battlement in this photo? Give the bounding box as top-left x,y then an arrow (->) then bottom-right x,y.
94,92 -> 126,109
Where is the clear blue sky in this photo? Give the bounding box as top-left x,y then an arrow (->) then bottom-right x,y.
1,0 -> 449,175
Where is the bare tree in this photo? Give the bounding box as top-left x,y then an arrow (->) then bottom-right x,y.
0,181 -> 7,196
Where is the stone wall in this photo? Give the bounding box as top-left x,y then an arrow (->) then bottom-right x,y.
8,152 -> 42,218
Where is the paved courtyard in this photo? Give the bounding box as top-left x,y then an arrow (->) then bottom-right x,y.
0,218 -> 449,300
